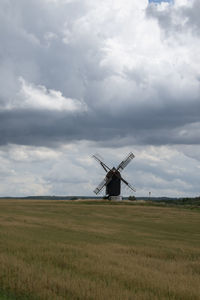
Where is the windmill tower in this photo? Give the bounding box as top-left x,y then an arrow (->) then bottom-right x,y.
93,152 -> 136,201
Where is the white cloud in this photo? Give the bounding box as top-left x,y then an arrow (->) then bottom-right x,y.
0,77 -> 87,112
19,77 -> 86,112
6,145 -> 61,162
0,143 -> 200,197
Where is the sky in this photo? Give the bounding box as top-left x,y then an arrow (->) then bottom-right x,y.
149,0 -> 173,3
0,0 -> 200,198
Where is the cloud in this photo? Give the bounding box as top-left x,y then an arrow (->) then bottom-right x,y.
0,143 -> 199,197
0,0 -> 200,196
147,0 -> 200,37
0,0 -> 199,148
17,77 -> 86,112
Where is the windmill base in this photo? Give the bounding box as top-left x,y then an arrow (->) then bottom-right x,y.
109,196 -> 122,201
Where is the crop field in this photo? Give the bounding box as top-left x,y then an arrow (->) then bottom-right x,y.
0,200 -> 200,300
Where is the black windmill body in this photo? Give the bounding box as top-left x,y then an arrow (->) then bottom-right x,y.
106,168 -> 121,196
93,153 -> 136,199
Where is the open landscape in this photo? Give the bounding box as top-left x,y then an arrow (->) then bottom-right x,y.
0,199 -> 200,300
1,1 -> 200,299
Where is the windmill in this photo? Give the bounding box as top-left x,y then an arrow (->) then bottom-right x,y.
92,152 -> 136,200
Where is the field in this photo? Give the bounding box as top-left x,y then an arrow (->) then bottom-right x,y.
0,200 -> 200,300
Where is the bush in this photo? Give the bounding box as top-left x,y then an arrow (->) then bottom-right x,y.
128,196 -> 136,201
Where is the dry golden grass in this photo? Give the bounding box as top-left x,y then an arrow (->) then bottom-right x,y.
0,200 -> 200,299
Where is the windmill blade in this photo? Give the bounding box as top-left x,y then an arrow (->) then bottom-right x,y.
92,153 -> 104,164
93,174 -> 113,195
117,152 -> 135,172
121,176 -> 136,192
111,169 -> 136,193
92,154 -> 111,172
93,178 -> 107,194
121,180 -> 130,194
126,182 -> 136,193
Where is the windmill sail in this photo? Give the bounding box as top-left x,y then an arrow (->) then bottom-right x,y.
93,175 -> 113,195
117,152 -> 135,172
93,178 -> 107,194
92,154 -> 110,172
125,182 -> 136,192
121,176 -> 136,192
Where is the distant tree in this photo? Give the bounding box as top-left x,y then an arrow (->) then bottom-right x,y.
128,195 -> 136,201
70,197 -> 78,200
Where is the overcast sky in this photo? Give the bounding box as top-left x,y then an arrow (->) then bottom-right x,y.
0,0 -> 200,197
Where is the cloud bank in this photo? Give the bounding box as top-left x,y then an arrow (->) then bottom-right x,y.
0,0 -> 200,196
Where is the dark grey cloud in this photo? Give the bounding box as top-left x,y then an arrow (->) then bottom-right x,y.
146,0 -> 200,36
0,0 -> 200,150
1,90 -> 200,147
182,0 -> 200,35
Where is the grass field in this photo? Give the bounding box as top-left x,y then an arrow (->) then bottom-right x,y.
0,200 -> 200,300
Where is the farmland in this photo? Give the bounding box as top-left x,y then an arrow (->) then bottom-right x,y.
0,200 -> 200,300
